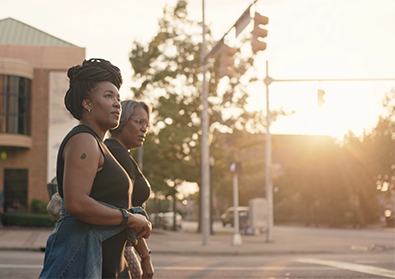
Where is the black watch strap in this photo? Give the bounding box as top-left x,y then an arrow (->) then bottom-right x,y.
120,209 -> 128,226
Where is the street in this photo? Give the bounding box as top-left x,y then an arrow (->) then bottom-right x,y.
152,253 -> 395,278
0,251 -> 43,279
1,250 -> 394,278
0,222 -> 394,279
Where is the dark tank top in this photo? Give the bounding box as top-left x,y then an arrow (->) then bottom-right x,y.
104,138 -> 150,207
56,125 -> 132,208
56,124 -> 132,279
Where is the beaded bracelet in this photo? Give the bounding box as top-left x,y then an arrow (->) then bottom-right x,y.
140,249 -> 151,258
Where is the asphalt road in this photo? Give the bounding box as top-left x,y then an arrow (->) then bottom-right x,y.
0,251 -> 43,279
0,221 -> 394,278
152,252 -> 395,279
1,250 -> 394,279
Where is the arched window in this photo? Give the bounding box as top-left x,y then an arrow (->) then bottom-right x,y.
0,75 -> 31,135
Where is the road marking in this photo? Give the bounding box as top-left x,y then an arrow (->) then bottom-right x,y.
295,258 -> 395,279
0,264 -> 42,269
355,260 -> 378,264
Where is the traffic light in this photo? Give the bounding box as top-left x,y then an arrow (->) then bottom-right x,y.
317,89 -> 325,109
251,12 -> 268,53
219,45 -> 238,78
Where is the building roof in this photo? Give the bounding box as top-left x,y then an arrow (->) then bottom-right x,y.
0,17 -> 77,47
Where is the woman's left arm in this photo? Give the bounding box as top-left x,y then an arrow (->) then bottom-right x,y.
134,239 -> 154,279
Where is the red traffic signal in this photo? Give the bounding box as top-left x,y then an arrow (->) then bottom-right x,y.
251,12 -> 268,53
219,45 -> 238,78
317,89 -> 325,109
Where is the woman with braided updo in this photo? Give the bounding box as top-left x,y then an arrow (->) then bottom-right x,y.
105,100 -> 154,279
39,58 -> 152,279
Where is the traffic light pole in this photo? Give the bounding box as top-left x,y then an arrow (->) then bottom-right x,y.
264,61 -> 274,242
270,78 -> 395,82
201,0 -> 210,246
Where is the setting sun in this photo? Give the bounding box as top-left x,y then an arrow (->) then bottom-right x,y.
254,80 -> 394,139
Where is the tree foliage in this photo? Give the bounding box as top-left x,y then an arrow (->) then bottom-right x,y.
128,1 -> 282,202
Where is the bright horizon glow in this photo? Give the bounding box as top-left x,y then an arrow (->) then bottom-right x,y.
1,0 -> 394,140
246,80 -> 392,139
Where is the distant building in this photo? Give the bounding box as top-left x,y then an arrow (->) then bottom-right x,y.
0,17 -> 84,212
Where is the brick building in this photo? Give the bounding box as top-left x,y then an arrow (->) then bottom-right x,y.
0,18 -> 84,212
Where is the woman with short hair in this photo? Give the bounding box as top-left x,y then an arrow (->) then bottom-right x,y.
105,100 -> 154,279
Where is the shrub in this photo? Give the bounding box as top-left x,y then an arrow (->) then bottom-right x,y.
2,213 -> 54,227
30,199 -> 48,214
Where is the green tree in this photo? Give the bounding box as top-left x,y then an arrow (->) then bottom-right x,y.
339,132 -> 376,227
128,0 -> 289,223
356,89 -> 395,225
128,1 -> 298,234
129,1 -> 209,219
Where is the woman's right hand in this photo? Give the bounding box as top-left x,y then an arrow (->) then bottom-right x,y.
127,213 -> 152,240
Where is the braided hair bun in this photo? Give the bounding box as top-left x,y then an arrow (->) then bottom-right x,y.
64,58 -> 123,120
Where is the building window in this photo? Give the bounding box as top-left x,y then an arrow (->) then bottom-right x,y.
4,169 -> 28,213
0,75 -> 31,135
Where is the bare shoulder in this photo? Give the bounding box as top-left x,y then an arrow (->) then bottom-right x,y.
63,132 -> 101,162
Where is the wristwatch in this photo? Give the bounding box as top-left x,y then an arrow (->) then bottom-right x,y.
120,209 -> 129,226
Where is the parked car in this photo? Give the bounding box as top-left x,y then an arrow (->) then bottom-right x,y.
221,206 -> 249,228
160,212 -> 183,230
150,212 -> 183,230
149,213 -> 162,228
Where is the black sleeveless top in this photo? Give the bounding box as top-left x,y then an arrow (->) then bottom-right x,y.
104,139 -> 150,207
56,125 -> 132,209
56,125 -> 133,279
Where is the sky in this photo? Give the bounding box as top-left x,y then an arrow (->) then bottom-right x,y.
1,0 -> 395,140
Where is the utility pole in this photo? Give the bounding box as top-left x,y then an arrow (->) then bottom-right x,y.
200,0 -> 266,246
201,0 -> 210,246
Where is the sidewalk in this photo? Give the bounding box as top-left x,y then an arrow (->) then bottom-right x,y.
0,222 -> 393,255
147,223 -> 395,256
